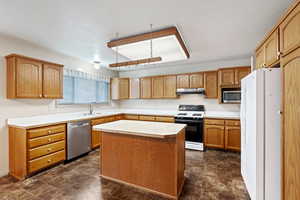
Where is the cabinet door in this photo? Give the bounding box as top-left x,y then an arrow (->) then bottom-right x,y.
280,3 -> 300,56
189,73 -> 204,88
281,47 -> 300,200
176,75 -> 189,88
164,75 -> 177,98
225,126 -> 241,151
119,78 -> 129,99
129,78 -> 140,99
111,78 -> 120,100
265,29 -> 280,67
204,71 -> 218,98
92,130 -> 101,148
204,125 -> 225,149
234,67 -> 251,85
256,47 -> 265,69
152,77 -> 164,98
219,69 -> 235,86
140,77 -> 152,99
43,64 -> 63,98
16,58 -> 43,98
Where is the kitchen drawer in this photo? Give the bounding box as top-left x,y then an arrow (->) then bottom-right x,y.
115,115 -> 124,120
139,115 -> 156,121
225,120 -> 240,126
28,124 -> 65,139
105,116 -> 116,122
28,150 -> 65,173
29,141 -> 65,160
155,116 -> 174,123
92,118 -> 107,125
205,119 -> 225,126
28,132 -> 65,149
124,114 -> 139,120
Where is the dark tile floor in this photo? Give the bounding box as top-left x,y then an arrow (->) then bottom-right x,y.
0,149 -> 249,200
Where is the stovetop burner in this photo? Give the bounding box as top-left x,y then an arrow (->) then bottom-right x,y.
175,105 -> 205,119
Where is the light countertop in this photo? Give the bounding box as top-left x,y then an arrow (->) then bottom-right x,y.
93,120 -> 186,139
7,109 -> 240,129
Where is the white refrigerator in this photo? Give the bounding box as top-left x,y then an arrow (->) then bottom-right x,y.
240,68 -> 281,200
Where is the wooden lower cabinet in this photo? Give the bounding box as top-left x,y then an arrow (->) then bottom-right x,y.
9,124 -> 66,180
225,126 -> 241,151
91,115 -> 119,148
92,130 -> 101,148
204,118 -> 241,151
204,125 -> 225,149
139,115 -> 156,121
124,114 -> 139,120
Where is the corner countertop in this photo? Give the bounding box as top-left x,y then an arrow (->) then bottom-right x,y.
7,109 -> 240,129
93,120 -> 186,139
204,111 -> 240,120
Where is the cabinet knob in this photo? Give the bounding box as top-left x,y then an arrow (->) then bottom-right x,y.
47,148 -> 52,152
48,130 -> 52,134
48,138 -> 52,142
47,159 -> 52,163
39,94 -> 42,98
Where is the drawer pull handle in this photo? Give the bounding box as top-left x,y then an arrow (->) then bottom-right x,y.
47,159 -> 52,163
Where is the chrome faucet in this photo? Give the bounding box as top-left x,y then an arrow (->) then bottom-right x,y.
89,104 -> 93,115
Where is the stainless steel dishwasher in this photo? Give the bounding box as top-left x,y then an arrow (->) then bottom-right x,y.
67,120 -> 91,160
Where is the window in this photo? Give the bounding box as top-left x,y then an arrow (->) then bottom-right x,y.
57,75 -> 110,104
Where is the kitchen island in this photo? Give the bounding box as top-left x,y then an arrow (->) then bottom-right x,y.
93,120 -> 186,200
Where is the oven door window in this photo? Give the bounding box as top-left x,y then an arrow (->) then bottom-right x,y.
178,121 -> 203,143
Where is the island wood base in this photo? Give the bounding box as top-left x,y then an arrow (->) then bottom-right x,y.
100,129 -> 185,200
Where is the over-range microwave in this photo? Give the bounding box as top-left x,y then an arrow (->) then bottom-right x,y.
222,90 -> 241,103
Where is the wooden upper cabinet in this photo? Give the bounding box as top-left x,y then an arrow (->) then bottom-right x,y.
119,78 -> 129,99
256,46 -> 265,69
6,54 -> 63,99
280,2 -> 300,56
111,78 -> 129,100
164,75 -> 177,98
176,74 -> 189,88
189,73 -> 204,88
218,68 -> 235,86
140,77 -> 152,99
129,78 -> 140,99
152,77 -> 164,98
265,29 -> 280,66
204,71 -> 218,98
235,67 -> 251,85
43,64 -> 63,98
16,58 -> 42,98
281,47 -> 300,200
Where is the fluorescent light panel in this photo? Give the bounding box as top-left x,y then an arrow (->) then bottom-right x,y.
111,35 -> 187,65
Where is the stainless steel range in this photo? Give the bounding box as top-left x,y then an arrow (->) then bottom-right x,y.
174,105 -> 205,151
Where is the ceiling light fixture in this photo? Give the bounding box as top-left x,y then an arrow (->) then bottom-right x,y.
93,61 -> 101,69
107,26 -> 189,69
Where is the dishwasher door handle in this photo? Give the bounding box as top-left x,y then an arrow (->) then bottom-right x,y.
69,122 -> 90,128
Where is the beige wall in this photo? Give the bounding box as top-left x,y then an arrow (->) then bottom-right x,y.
119,57 -> 250,111
0,34 -> 118,177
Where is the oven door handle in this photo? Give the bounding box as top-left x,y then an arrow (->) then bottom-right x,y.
175,119 -> 203,124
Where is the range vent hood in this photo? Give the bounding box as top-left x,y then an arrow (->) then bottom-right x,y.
176,88 -> 205,95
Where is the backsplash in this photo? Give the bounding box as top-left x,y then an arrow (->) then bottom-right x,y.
119,94 -> 240,112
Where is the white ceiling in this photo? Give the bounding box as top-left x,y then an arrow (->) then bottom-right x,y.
0,0 -> 293,71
